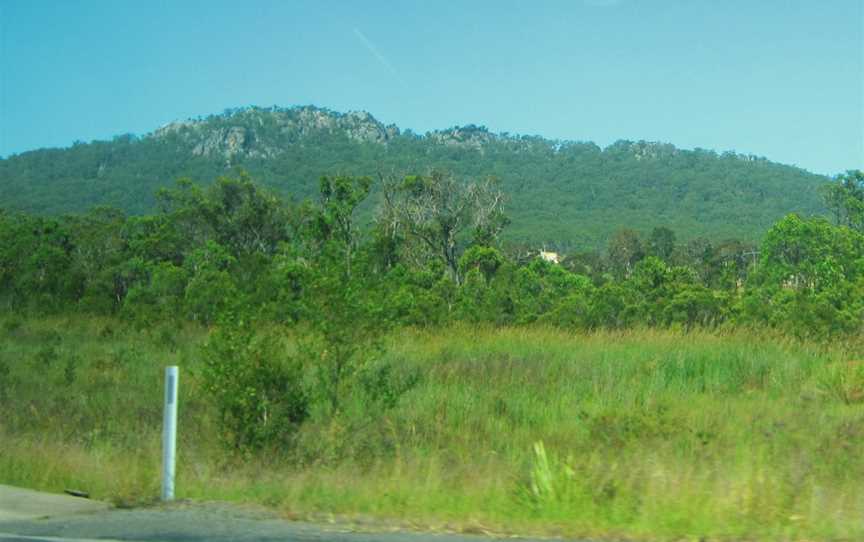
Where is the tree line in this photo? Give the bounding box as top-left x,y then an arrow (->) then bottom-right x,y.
0,170 -> 861,338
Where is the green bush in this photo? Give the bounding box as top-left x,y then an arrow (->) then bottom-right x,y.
201,315 -> 309,452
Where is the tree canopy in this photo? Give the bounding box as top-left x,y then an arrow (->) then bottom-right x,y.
0,170 -> 858,339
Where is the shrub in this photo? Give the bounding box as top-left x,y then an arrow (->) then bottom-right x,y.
201,315 -> 309,452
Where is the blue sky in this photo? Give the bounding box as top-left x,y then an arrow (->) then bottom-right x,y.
0,0 -> 861,175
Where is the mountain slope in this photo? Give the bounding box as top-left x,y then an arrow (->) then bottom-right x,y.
0,105 -> 829,248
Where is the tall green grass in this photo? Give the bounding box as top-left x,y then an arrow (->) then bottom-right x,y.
1,316 -> 862,540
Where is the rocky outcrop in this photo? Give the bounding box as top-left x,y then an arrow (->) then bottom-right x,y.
427,124 -> 498,151
149,105 -> 720,164
191,127 -> 253,157
149,106 -> 400,160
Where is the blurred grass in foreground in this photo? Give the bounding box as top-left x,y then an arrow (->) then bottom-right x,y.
1,316 -> 863,540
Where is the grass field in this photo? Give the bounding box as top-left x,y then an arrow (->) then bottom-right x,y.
1,315 -> 863,540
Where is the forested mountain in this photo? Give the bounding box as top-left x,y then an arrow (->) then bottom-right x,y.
0,105 -> 829,248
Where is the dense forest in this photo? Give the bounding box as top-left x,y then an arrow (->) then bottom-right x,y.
0,106 -> 829,248
1,168 -> 860,337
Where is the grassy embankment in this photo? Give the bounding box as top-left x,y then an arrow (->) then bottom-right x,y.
1,315 -> 863,540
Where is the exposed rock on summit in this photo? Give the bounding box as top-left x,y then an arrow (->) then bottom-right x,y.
151,106 -> 400,160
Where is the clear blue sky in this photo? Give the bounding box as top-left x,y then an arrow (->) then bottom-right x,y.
1,0 -> 861,175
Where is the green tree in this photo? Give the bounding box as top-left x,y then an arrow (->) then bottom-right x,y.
739,214 -> 864,336
607,228 -> 644,279
155,173 -> 292,260
0,214 -> 77,310
309,175 -> 373,275
65,206 -> 131,313
823,169 -> 864,232
183,241 -> 239,324
647,226 -> 676,262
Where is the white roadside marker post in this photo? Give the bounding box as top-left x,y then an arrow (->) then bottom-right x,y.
161,366 -> 179,501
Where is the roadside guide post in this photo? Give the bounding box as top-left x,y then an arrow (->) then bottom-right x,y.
162,365 -> 179,501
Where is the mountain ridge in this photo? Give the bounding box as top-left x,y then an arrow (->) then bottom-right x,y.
144,105 -> 795,168
0,105 -> 829,249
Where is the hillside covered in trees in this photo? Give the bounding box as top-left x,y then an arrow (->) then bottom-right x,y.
0,106 -> 829,249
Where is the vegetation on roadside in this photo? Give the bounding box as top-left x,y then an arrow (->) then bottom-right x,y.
1,167 -> 862,539
1,319 -> 863,540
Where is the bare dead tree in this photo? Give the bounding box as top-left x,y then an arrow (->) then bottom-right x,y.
378,171 -> 507,283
